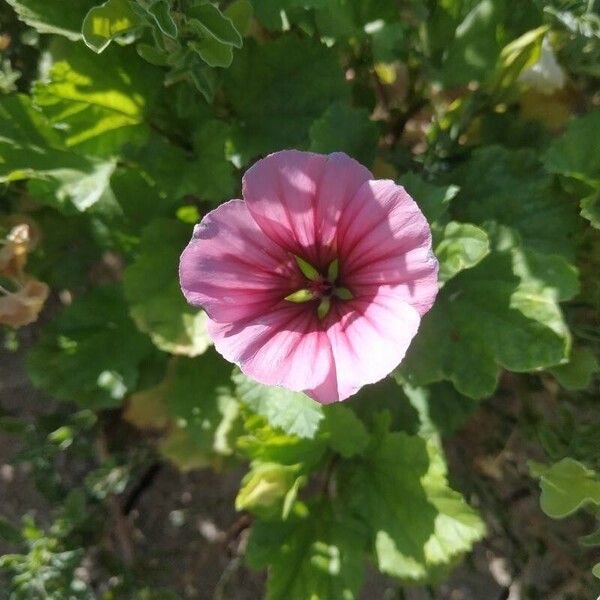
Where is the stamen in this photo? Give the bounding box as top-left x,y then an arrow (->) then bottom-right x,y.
285,288 -> 317,303
333,287 -> 353,300
317,296 -> 331,320
327,258 -> 339,282
292,254 -> 320,281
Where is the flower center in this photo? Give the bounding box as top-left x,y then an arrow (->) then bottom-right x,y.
284,255 -> 353,320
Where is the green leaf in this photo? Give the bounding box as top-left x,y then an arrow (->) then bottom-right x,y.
224,0 -> 253,36
549,346 -> 598,391
146,0 -> 177,38
453,146 -> 579,259
189,38 -> 234,68
401,383 -> 480,437
236,462 -> 304,519
33,40 -> 157,156
440,0 -> 504,86
435,222 -> 490,283
187,2 -> 243,48
0,95 -> 117,213
82,0 -> 142,53
0,517 -> 23,545
322,405 -> 368,459
27,286 -> 154,409
188,62 -> 217,102
136,42 -> 170,65
580,530 -> 600,547
397,172 -> 459,224
5,0 -> 98,40
126,351 -> 239,470
490,25 -> 546,90
543,110 -> 600,187
399,227 -> 578,398
246,503 -> 366,600
29,159 -> 118,213
314,0 -> 399,39
252,0 -> 328,31
223,37 -> 350,162
532,458 -> 600,519
164,354 -> 239,467
238,414 -> 327,469
309,102 -> 379,167
233,371 -> 324,439
593,563 -> 600,579
124,219 -> 211,357
543,110 -> 600,228
580,191 -> 600,229
337,417 -> 485,582
129,120 -> 234,202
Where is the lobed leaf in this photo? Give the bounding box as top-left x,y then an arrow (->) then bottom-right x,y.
27,286 -> 155,409
124,219 -> 212,357
531,458 -> 600,519
6,0 -> 98,40
246,503 -> 366,600
223,37 -> 349,162
337,416 -> 485,582
309,103 -> 379,167
233,371 -> 324,440
399,226 -> 578,398
82,0 -> 142,53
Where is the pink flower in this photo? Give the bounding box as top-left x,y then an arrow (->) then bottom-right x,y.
179,151 -> 438,403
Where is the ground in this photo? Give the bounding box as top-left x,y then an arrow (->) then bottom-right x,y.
1,330 -> 598,600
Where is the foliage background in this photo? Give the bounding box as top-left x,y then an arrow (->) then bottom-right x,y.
0,0 -> 599,598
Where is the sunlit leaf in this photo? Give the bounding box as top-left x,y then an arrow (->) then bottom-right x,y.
33,40 -> 157,156
322,405 -> 368,459
435,222 -> 490,283
82,0 -> 142,53
124,219 -> 211,356
0,95 -> 117,213
452,145 -> 579,259
233,371 -> 324,439
5,0 -> 97,39
246,502 -> 366,600
337,415 -> 485,582
399,226 -> 578,398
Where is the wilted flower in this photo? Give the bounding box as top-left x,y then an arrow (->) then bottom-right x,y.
179,151 -> 438,403
0,279 -> 49,328
0,222 -> 37,277
519,38 -> 566,94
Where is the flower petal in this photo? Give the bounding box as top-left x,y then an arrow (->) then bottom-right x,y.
324,289 -> 422,401
179,200 -> 302,323
243,150 -> 371,266
339,180 -> 439,316
208,304 -> 339,402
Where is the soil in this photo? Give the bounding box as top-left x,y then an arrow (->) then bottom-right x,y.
1,330 -> 599,600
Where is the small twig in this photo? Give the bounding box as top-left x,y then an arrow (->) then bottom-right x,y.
122,462 -> 162,516
95,430 -> 135,566
220,513 -> 252,557
321,454 -> 339,497
213,556 -> 243,600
